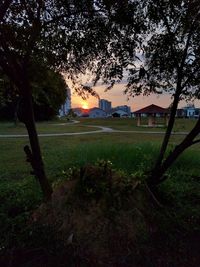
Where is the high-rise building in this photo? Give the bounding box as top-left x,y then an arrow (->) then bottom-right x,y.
59,87 -> 71,116
99,99 -> 112,112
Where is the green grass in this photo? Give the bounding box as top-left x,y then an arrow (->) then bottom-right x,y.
2,131 -> 199,182
0,118 -> 200,192
0,126 -> 200,184
78,117 -> 198,132
0,117 -> 198,135
0,121 -> 98,134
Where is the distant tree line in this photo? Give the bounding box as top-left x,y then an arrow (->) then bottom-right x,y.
0,61 -> 67,121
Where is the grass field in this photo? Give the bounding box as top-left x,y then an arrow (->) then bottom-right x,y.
0,118 -> 199,265
0,117 -> 200,194
0,117 -> 198,135
0,121 -> 98,134
78,117 -> 198,131
1,117 -> 200,181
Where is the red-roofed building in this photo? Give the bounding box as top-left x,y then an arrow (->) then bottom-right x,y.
134,104 -> 170,127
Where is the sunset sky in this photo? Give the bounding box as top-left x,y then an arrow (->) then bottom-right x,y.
71,83 -> 200,112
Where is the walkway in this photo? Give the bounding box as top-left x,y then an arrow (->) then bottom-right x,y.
0,123 -> 190,138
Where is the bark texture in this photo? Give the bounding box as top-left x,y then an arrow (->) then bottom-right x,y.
148,117 -> 200,186
18,75 -> 53,201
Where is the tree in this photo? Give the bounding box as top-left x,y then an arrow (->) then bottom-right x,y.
67,109 -> 77,119
0,71 -> 19,120
0,0 -> 143,200
0,0 -> 97,201
0,64 -> 67,121
0,0 -> 91,201
143,0 -> 200,186
74,0 -> 200,187
29,63 -> 67,120
119,0 -> 200,186
4,0 -> 196,196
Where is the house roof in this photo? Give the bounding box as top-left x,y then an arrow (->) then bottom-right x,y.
112,109 -> 128,115
90,107 -> 106,112
135,104 -> 169,114
73,107 -> 107,115
73,107 -> 89,112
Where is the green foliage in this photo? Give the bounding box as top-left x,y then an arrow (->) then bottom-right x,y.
0,63 -> 67,121
0,0 -> 145,94
30,62 -> 67,114
0,72 -> 19,120
74,161 -> 115,201
67,109 -> 77,119
52,167 -> 77,189
159,169 -> 200,231
0,177 -> 42,248
125,0 -> 200,100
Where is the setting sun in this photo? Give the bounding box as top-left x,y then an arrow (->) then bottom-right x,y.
81,101 -> 89,109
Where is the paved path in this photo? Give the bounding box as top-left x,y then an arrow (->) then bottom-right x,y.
52,120 -> 80,125
0,126 -> 111,138
0,123 -> 191,138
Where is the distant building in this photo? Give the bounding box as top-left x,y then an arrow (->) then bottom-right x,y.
99,99 -> 112,113
176,104 -> 200,118
183,104 -> 196,118
72,107 -> 107,118
112,105 -> 131,116
195,108 -> 200,118
134,104 -> 169,127
59,87 -> 71,116
112,109 -> 129,117
88,107 -> 107,118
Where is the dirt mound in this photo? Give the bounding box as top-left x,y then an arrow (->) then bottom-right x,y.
32,164 -> 156,266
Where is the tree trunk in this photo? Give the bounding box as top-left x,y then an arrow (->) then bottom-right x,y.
148,116 -> 200,186
149,81 -> 182,184
155,84 -> 181,166
14,97 -> 20,126
0,58 -> 53,201
19,81 -> 53,201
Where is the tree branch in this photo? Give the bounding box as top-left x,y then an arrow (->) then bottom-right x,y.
0,0 -> 12,22
43,7 -> 106,27
0,46 -> 22,88
157,0 -> 180,69
182,65 -> 200,88
192,139 -> 200,145
180,10 -> 200,72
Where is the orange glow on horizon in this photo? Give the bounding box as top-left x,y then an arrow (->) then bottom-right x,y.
81,101 -> 89,109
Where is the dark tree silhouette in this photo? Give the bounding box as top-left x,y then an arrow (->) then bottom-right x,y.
0,64 -> 67,121
101,0 -> 200,186
0,0 -> 142,200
